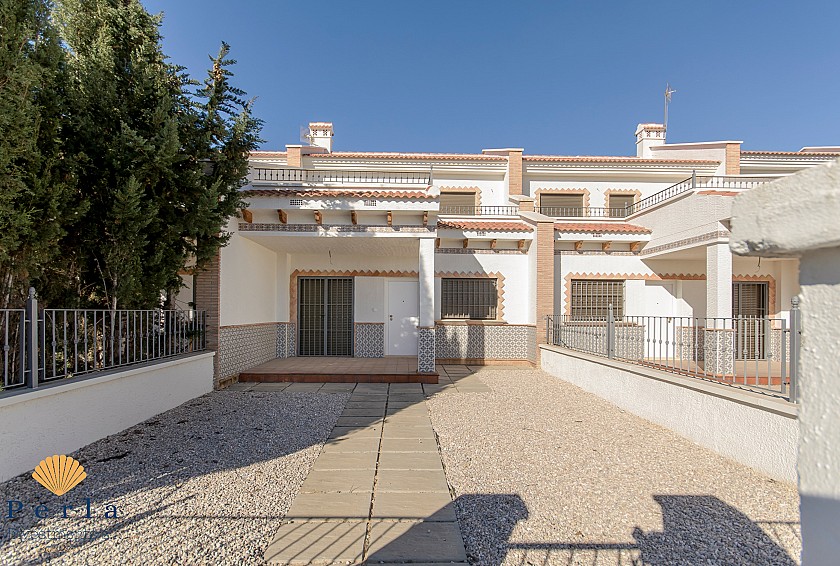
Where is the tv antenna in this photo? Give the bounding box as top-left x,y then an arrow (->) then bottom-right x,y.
299,125 -> 312,145
664,83 -> 676,130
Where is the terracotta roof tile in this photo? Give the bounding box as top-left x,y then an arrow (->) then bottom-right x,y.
524,155 -> 719,164
554,222 -> 651,234
241,189 -> 434,200
308,151 -> 506,161
741,150 -> 840,156
437,220 -> 533,232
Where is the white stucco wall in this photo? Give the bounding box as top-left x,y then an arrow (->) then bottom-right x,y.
0,353 -> 215,482
730,158 -> 840,565
541,346 -> 798,482
220,232 -> 278,326
434,251 -> 531,324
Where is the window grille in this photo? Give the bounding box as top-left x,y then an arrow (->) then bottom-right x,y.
364,199 -> 377,206
290,198 -> 303,206
441,278 -> 498,320
570,279 -> 624,320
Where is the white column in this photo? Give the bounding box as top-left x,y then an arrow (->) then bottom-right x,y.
706,242 -> 732,318
417,237 -> 436,373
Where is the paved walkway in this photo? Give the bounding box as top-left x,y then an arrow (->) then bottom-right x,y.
262,371 -> 490,565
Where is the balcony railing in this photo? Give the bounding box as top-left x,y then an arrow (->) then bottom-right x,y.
626,174 -> 773,215
439,205 -> 519,216
252,168 -> 431,186
536,206 -> 629,218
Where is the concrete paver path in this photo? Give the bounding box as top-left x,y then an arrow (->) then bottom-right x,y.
263,376 -> 487,565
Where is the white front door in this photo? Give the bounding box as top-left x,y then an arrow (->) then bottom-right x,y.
387,281 -> 419,355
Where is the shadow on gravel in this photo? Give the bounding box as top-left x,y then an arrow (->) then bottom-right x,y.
457,493 -> 799,565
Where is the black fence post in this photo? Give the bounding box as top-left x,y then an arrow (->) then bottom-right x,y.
25,287 -> 39,389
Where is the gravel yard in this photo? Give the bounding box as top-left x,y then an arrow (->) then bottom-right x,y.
427,367 -> 801,566
0,390 -> 346,565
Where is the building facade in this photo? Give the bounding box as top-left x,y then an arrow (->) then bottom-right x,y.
192,121 -> 839,384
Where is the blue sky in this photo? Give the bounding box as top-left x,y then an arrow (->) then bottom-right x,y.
141,1 -> 839,155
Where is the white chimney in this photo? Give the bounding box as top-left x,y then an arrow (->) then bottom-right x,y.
635,123 -> 666,158
308,122 -> 334,153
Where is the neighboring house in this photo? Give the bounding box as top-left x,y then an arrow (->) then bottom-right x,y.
189,121 -> 839,384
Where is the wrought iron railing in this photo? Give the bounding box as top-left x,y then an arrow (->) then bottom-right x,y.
546,299 -> 801,402
1,289 -> 206,394
438,205 -> 518,216
536,206 -> 629,218
252,168 -> 431,186
626,174 -> 773,215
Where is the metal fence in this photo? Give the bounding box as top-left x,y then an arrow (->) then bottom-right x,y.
536,206 -> 629,218
252,168 -> 431,186
626,174 -> 773,215
546,300 -> 801,402
438,205 -> 518,216
1,289 -> 206,394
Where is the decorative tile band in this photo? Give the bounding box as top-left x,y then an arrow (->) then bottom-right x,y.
239,223 -> 434,233
640,230 -> 729,256
418,327 -> 436,373
437,248 -> 527,255
435,324 -> 535,360
556,250 -> 641,256
219,323 -> 280,381
355,323 -> 385,358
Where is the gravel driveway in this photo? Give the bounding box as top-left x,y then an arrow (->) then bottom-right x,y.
0,390 -> 345,565
427,367 -> 801,566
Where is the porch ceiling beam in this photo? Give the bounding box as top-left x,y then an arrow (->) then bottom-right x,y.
351,210 -> 358,225
462,238 -> 469,249
518,239 -> 525,250
435,237 -> 441,248
278,209 -> 287,224
387,211 -> 393,226
574,240 -> 583,251
629,241 -> 640,252
314,210 -> 322,225
602,241 -> 612,251
242,209 -> 253,223
422,210 -> 428,226
490,239 -> 497,249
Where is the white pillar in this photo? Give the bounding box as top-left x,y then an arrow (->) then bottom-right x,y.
417,237 -> 436,373
706,242 -> 732,318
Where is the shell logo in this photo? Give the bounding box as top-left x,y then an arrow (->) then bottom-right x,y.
32,455 -> 87,496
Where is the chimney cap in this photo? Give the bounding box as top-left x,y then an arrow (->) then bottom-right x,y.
309,122 -> 334,132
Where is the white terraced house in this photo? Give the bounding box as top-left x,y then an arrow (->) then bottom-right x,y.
186,121 -> 839,385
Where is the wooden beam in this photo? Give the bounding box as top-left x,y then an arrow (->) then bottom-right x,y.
278,209 -> 287,224
387,211 -> 393,226
517,239 -> 526,250
242,209 -> 253,223
602,241 -> 611,252
574,241 -> 583,251
435,237 -> 441,248
351,210 -> 358,225
462,238 -> 469,249
629,241 -> 641,253
422,210 -> 428,226
314,210 -> 322,225
490,239 -> 497,249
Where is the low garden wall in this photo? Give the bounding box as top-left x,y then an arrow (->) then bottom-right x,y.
540,344 -> 798,482
0,352 -> 215,482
